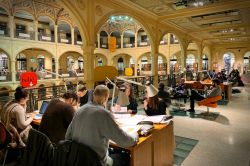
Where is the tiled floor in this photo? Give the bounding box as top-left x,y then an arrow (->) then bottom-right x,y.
174,136 -> 198,166
173,86 -> 250,166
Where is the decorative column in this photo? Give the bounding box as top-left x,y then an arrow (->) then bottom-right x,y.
54,25 -> 58,43
71,27 -> 75,45
120,34 -> 123,48
134,59 -> 138,76
97,33 -> 100,48
11,60 -> 16,82
167,33 -> 171,74
180,49 -> 186,72
151,41 -> 159,87
34,20 -> 38,41
55,58 -> 59,79
134,32 -> 138,48
83,45 -> 95,88
197,44 -> 203,71
9,16 -> 14,38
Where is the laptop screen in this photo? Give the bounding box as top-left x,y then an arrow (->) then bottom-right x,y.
39,101 -> 49,114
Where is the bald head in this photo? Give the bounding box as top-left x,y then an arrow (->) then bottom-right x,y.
93,85 -> 110,106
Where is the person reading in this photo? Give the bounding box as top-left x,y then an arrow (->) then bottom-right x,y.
187,79 -> 222,113
114,83 -> 138,114
66,85 -> 138,166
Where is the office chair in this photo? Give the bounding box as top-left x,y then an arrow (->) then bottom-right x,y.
0,122 -> 13,166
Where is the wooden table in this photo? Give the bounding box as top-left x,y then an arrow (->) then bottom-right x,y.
111,121 -> 175,166
33,118 -> 175,166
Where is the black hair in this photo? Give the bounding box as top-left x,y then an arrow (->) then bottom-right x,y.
158,83 -> 165,90
62,91 -> 78,102
212,79 -> 220,85
78,86 -> 86,92
14,87 -> 28,102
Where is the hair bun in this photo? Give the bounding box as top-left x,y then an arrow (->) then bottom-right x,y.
15,86 -> 22,92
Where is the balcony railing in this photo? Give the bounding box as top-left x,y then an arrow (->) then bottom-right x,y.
123,43 -> 135,48
15,31 -> 35,40
75,40 -> 83,46
138,41 -> 150,47
0,28 -> 10,37
0,71 -> 12,82
38,33 -> 55,42
58,34 -> 71,44
100,43 -> 108,49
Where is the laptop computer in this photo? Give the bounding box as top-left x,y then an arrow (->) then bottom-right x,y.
34,101 -> 49,119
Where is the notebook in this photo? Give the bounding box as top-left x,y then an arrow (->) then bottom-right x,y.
34,101 -> 49,119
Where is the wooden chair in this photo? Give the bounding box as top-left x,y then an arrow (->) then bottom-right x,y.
198,95 -> 222,113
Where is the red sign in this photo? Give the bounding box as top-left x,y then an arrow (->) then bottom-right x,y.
20,72 -> 38,87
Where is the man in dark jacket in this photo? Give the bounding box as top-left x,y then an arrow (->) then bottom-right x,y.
39,92 -> 77,144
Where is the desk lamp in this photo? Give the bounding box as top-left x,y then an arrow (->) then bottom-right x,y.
41,69 -> 69,92
116,77 -> 158,97
105,77 -> 129,112
145,81 -> 159,97
116,86 -> 130,106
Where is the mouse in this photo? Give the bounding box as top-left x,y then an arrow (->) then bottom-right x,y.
137,121 -> 154,125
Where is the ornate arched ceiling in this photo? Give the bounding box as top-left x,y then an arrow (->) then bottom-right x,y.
99,16 -> 142,34
0,0 -> 77,27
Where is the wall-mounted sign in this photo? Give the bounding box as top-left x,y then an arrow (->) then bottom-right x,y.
109,37 -> 116,52
30,57 -> 35,63
20,72 -> 38,87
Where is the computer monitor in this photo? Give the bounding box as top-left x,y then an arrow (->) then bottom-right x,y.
39,101 -> 49,114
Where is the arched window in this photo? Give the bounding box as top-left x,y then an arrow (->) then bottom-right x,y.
129,57 -> 134,67
100,31 -> 108,48
38,55 -> 45,71
202,54 -> 208,70
16,53 -> 27,70
97,58 -> 103,66
0,52 -> 8,70
223,52 -> 235,75
170,55 -> 177,73
186,54 -> 195,70
243,51 -> 250,73
117,57 -> 124,75
78,57 -> 84,72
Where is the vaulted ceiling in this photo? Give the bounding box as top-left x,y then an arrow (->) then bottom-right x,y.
125,0 -> 250,44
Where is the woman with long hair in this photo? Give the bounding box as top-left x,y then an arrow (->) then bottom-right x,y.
1,87 -> 34,146
144,85 -> 167,116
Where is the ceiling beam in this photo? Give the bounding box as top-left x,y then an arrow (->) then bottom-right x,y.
192,15 -> 241,25
159,0 -> 250,21
189,23 -> 250,32
204,34 -> 250,40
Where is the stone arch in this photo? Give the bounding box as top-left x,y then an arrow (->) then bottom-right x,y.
94,53 -> 108,67
95,11 -> 154,47
13,10 -> 35,20
37,15 -> 55,25
59,51 -> 84,75
14,46 -> 55,60
58,1 -> 88,45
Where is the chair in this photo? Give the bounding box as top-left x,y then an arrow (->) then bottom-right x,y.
220,83 -> 226,100
0,122 -> 14,166
198,95 -> 222,113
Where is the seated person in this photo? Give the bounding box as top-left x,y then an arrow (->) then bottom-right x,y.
1,87 -> 34,147
39,91 -> 77,144
172,78 -> 188,103
144,84 -> 167,116
114,83 -> 138,114
66,85 -> 138,166
77,85 -> 93,107
158,83 -> 171,107
187,79 -> 222,113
